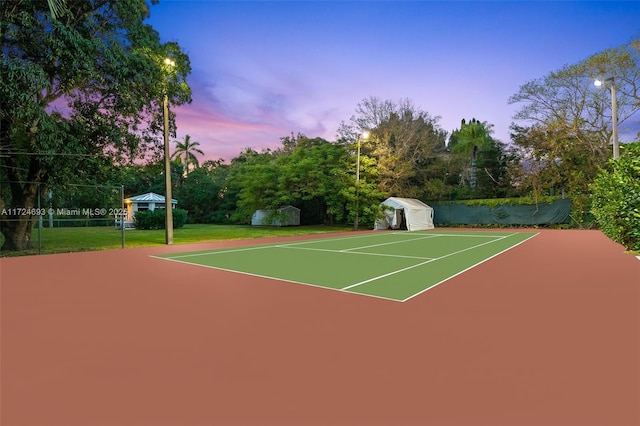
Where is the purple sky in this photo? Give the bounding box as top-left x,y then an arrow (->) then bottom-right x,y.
146,1 -> 640,162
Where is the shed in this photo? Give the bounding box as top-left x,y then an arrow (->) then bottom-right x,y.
251,205 -> 301,226
376,197 -> 434,231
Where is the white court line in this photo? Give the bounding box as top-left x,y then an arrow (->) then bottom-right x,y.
156,244 -> 273,259
155,255 -> 403,303
340,234 -> 439,252
275,245 -> 433,260
389,231 -> 442,237
273,231 -> 412,248
157,231 -> 412,259
401,232 -> 539,302
160,231 -> 497,260
341,233 -> 515,291
396,232 -> 509,238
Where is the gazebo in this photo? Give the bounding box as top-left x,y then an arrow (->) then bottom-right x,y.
118,192 -> 177,229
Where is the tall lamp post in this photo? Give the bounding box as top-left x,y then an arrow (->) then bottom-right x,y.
594,77 -> 619,160
163,57 -> 175,244
354,130 -> 369,230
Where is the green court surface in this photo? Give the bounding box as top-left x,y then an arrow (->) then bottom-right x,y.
153,230 -> 538,302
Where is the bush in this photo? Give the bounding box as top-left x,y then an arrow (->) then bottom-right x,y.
203,210 -> 231,224
134,208 -> 188,230
172,208 -> 187,228
590,142 -> 640,252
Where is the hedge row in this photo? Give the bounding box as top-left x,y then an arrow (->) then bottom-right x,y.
134,209 -> 187,230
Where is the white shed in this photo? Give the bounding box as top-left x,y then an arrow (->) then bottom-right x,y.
377,197 -> 434,231
251,205 -> 300,226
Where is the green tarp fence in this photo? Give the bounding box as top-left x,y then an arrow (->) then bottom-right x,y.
431,198 -> 572,225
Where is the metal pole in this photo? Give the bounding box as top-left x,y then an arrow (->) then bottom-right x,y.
163,92 -> 174,244
37,183 -> 41,254
120,185 -> 125,249
354,134 -> 361,230
611,81 -> 619,160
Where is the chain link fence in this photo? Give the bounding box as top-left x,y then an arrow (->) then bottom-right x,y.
1,182 -> 126,256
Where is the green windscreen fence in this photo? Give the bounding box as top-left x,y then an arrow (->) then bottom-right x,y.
431,199 -> 572,225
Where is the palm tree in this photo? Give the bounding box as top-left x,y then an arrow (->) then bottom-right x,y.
47,0 -> 65,19
172,134 -> 204,175
451,118 -> 494,189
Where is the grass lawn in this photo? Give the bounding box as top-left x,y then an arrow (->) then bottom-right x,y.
0,224 -> 351,257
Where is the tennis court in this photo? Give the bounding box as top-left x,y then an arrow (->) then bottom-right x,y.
153,230 -> 538,301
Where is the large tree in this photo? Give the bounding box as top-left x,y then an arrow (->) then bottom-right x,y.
225,148 -> 281,223
173,159 -> 227,223
509,122 -> 605,197
277,136 -> 382,226
338,96 -> 448,200
448,118 -> 496,190
508,37 -> 640,195
0,0 -> 191,250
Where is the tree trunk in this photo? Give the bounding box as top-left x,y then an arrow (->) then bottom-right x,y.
0,182 -> 40,251
470,145 -> 478,189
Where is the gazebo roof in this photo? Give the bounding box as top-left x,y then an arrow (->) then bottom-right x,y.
125,192 -> 177,204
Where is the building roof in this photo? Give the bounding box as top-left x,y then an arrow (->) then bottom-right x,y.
125,192 -> 177,204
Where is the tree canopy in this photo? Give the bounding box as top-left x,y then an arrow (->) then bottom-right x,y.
509,38 -> 639,143
338,97 -> 449,200
508,36 -> 640,198
0,0 -> 191,250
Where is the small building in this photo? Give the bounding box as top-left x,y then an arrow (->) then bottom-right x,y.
118,192 -> 177,229
251,205 -> 301,226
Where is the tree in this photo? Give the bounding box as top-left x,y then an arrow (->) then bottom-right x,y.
509,122 -> 605,197
0,0 -> 191,250
277,136 -> 378,225
173,161 -> 227,223
507,37 -> 640,200
449,118 -> 496,190
509,37 -> 640,164
225,148 -> 281,223
338,97 -> 448,200
172,134 -> 204,175
474,139 -> 511,199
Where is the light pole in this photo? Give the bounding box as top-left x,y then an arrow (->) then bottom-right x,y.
594,77 -> 619,159
354,130 -> 369,230
163,57 -> 175,244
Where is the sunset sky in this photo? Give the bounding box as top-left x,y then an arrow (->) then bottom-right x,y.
146,1 -> 640,162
